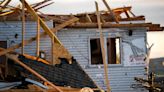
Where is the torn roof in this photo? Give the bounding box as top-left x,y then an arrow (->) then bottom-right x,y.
0,0 -> 163,32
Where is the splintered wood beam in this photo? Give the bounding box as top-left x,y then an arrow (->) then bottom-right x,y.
44,15 -> 65,23
95,2 -> 111,92
149,27 -> 164,31
100,15 -> 106,23
0,0 -> 5,5
35,2 -> 54,11
51,17 -> 79,32
52,37 -> 55,65
6,54 -> 63,92
21,0 -> 61,44
67,23 -> 160,28
36,17 -> 40,57
0,17 -> 79,57
21,0 -> 25,55
0,0 -> 11,10
2,0 -> 11,6
129,10 -> 136,17
120,16 -> 145,21
32,0 -> 52,9
112,6 -> 131,12
102,0 -> 119,23
86,13 -> 92,23
0,47 -> 50,65
0,10 -> 15,16
123,7 -> 130,18
23,54 -> 50,65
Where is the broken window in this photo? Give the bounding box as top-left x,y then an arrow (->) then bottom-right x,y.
90,38 -> 120,65
107,38 -> 120,64
90,39 -> 103,64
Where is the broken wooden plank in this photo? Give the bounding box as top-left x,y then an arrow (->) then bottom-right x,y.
32,0 -> 52,9
48,86 -> 82,92
95,2 -> 111,92
44,15 -> 65,23
23,54 -> 50,65
123,7 -> 130,18
67,22 -> 160,28
86,13 -> 92,23
129,10 -> 136,17
0,10 -> 15,16
6,53 -> 63,92
21,0 -> 60,44
28,84 -> 47,92
36,17 -> 40,57
51,37 -> 55,65
21,0 -> 25,55
35,2 -> 54,11
0,17 -> 79,57
0,0 -> 11,11
102,0 -> 119,23
51,17 -> 79,32
0,47 -> 50,65
100,15 -> 106,23
120,16 -> 145,21
112,6 -> 132,13
148,27 -> 164,31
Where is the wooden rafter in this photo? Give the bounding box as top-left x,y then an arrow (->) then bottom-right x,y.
0,0 -> 11,10
86,13 -> 92,23
21,0 -> 25,55
123,7 -> 130,18
95,2 -> 111,92
32,0 -> 52,9
112,6 -> 132,12
67,22 -> 161,28
36,17 -> 40,57
35,2 -> 54,11
102,0 -> 119,23
22,0 -> 60,44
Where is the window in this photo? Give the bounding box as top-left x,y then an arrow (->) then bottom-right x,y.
90,39 -> 103,64
107,38 -> 120,64
90,38 -> 120,65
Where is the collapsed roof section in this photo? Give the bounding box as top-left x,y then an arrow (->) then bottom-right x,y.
47,6 -> 163,32
0,0 -> 163,32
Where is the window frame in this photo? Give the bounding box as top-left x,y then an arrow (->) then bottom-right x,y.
88,36 -> 123,67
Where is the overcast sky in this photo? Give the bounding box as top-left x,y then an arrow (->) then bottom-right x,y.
9,0 -> 164,58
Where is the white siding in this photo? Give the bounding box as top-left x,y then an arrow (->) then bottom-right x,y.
0,21 -> 53,61
0,21 -> 148,92
57,28 -> 148,92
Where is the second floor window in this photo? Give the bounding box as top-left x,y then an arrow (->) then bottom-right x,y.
90,38 -> 120,65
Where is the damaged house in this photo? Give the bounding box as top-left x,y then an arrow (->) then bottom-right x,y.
0,0 -> 163,92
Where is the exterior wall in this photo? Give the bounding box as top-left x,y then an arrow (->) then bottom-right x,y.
57,28 -> 148,92
0,21 -> 148,91
0,21 -> 53,61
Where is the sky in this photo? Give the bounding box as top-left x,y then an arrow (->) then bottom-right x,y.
9,0 -> 164,58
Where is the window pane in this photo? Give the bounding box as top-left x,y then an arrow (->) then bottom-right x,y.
107,38 -> 120,64
116,38 -> 120,64
90,39 -> 103,64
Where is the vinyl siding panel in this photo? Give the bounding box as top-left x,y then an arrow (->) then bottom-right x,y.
0,21 -> 148,92
0,21 -> 53,61
57,28 -> 148,92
